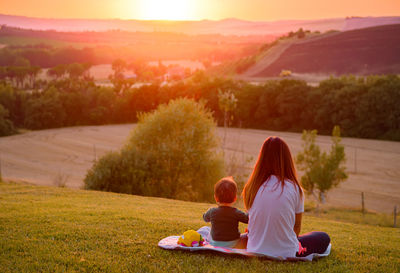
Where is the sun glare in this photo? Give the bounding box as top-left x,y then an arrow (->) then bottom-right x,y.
138,0 -> 193,21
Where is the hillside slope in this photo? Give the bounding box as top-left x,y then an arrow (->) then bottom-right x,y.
246,24 -> 400,77
0,182 -> 399,272
240,31 -> 341,78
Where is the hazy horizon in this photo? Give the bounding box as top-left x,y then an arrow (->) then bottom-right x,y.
0,12 -> 355,22
0,0 -> 399,22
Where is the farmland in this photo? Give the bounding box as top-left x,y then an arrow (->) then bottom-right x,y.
1,124 -> 399,213
249,24 -> 400,77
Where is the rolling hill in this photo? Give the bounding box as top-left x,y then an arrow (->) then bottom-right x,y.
1,14 -> 399,36
241,24 -> 400,78
0,14 -> 345,35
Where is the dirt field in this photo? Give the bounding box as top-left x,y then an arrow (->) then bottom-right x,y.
1,124 -> 399,213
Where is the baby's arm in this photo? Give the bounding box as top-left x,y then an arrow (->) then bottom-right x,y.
203,208 -> 214,222
235,209 -> 249,224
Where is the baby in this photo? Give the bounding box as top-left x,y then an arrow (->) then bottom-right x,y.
203,177 -> 248,248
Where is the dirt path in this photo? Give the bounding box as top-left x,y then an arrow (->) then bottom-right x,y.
1,124 -> 399,213
241,40 -> 293,78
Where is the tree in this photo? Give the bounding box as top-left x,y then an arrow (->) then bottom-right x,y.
85,98 -> 224,202
24,87 -> 66,129
47,64 -> 67,80
296,126 -> 347,208
0,83 -> 17,120
81,63 -> 93,81
27,66 -> 41,88
297,28 -> 305,39
218,89 -> 238,149
12,67 -> 30,89
112,59 -> 127,75
0,104 -> 15,136
202,59 -> 212,70
218,89 -> 237,130
13,57 -> 30,67
0,67 -> 7,81
67,63 -> 85,79
217,88 -> 252,194
109,59 -> 134,93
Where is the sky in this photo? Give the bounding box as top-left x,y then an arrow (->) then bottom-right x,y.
0,0 -> 399,21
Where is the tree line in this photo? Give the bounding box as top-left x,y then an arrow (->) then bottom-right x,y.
0,45 -> 98,68
0,34 -> 261,69
0,72 -> 399,141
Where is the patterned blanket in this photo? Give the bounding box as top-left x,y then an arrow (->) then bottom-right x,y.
158,226 -> 331,261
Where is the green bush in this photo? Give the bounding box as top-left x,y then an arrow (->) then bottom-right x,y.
24,88 -> 66,129
84,149 -> 155,196
85,98 -> 224,202
0,104 -> 15,136
296,126 -> 348,207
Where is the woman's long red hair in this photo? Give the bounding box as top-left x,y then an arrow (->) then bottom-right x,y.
242,136 -> 303,210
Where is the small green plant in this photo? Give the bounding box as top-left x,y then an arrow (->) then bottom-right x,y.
222,132 -> 253,196
218,89 -> 237,130
218,89 -> 238,152
296,126 -> 348,208
217,90 -> 251,193
53,171 -> 70,188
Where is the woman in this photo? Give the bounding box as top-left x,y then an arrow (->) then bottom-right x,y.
242,136 -> 330,258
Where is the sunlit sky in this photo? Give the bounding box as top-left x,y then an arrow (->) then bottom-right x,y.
0,0 -> 399,21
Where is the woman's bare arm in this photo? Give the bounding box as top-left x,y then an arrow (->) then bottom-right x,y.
294,213 -> 302,237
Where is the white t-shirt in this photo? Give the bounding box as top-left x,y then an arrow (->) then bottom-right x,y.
247,175 -> 304,258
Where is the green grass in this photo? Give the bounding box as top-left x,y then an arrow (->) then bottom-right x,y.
305,205 -> 399,228
1,181 -> 399,273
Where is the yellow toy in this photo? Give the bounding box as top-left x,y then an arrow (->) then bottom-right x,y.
177,230 -> 205,247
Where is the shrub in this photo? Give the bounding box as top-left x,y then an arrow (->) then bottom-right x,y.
84,150 -> 154,196
24,88 -> 66,129
85,98 -> 224,202
0,105 -> 15,136
296,126 -> 348,208
279,70 -> 292,77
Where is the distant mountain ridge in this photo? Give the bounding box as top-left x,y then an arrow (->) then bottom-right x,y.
1,13 -> 399,36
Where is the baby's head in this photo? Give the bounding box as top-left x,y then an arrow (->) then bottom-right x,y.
214,177 -> 237,205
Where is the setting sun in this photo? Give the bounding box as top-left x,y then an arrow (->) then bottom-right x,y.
138,0 -> 194,20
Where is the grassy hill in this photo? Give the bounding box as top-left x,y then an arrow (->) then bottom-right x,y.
239,24 -> 400,78
1,181 -> 399,272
